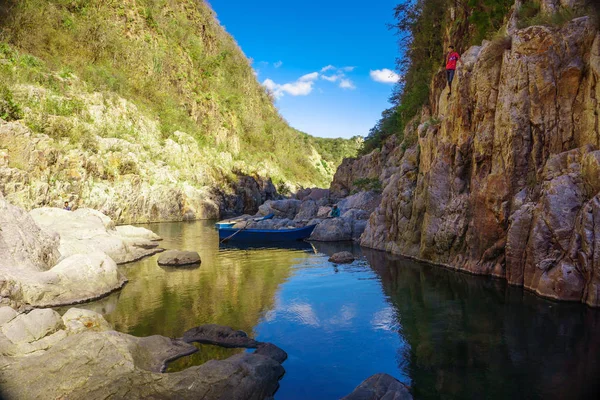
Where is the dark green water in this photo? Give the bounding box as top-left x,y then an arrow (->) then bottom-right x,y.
79,221 -> 600,399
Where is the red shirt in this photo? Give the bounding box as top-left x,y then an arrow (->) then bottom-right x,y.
446,51 -> 460,70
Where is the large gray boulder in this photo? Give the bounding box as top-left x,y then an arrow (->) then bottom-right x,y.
294,200 -> 319,220
342,373 -> 412,400
337,191 -> 382,214
0,198 -> 129,309
342,208 -> 371,220
257,199 -> 302,219
310,218 -> 352,241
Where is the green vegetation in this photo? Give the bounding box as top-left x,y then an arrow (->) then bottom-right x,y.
517,1 -> 597,28
352,177 -> 383,193
0,0 -> 358,187
360,0 -> 512,155
0,85 -> 22,121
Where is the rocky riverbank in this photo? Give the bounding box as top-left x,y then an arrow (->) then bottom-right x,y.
0,307 -> 286,399
225,188 -> 382,242
0,193 -> 162,310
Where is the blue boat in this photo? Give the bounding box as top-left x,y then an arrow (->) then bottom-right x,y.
218,224 -> 317,243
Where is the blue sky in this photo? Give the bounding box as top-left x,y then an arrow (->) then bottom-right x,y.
208,0 -> 400,139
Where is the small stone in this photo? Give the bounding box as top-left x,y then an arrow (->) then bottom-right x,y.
157,250 -> 201,267
328,251 -> 355,264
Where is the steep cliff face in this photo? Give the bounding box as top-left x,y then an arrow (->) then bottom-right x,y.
0,0 -> 359,222
339,1 -> 600,306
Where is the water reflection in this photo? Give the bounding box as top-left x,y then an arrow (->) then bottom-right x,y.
74,221 -> 600,400
79,221 -> 312,338
364,249 -> 600,400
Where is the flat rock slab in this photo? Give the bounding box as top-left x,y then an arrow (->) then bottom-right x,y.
0,308 -> 287,400
329,251 -> 355,264
157,250 -> 201,266
182,324 -> 259,348
1,309 -> 63,344
181,324 -> 288,362
342,373 -> 413,400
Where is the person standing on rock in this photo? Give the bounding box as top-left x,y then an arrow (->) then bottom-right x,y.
446,45 -> 462,96
330,205 -> 340,218
63,201 -> 72,211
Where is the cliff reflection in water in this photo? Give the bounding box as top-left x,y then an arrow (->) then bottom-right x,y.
83,221 -> 311,339
364,249 -> 600,400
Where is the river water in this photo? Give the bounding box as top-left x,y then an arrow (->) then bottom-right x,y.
79,221 -> 600,400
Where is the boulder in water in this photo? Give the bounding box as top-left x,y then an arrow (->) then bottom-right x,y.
342,373 -> 413,400
157,250 -> 201,267
328,251 -> 355,264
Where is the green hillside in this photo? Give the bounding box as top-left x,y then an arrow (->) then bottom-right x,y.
0,0 -> 359,189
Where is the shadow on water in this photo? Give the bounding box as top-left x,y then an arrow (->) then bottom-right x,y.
363,248 -> 600,400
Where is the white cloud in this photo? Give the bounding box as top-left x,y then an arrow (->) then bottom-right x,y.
342,66 -> 356,72
370,68 -> 400,84
339,79 -> 356,90
280,80 -> 314,96
274,60 -> 283,68
321,74 -> 341,82
263,78 -> 278,91
262,73 -> 318,98
321,64 -> 336,72
299,72 -> 319,81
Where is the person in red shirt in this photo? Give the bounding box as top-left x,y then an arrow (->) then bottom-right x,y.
445,45 -> 462,96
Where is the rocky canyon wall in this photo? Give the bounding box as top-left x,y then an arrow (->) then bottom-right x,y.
340,3 -> 600,306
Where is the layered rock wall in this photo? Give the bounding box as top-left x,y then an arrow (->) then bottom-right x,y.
355,9 -> 600,306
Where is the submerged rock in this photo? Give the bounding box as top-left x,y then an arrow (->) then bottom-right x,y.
157,250 -> 201,267
342,373 -> 412,400
0,307 -> 287,399
328,251 -> 355,264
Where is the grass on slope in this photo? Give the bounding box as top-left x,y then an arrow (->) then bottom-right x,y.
0,0 -> 359,187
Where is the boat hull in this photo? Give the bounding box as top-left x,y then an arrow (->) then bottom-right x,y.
218,225 -> 317,242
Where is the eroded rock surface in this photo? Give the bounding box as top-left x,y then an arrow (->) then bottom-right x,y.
30,207 -> 162,264
0,308 -> 286,400
351,14 -> 600,306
